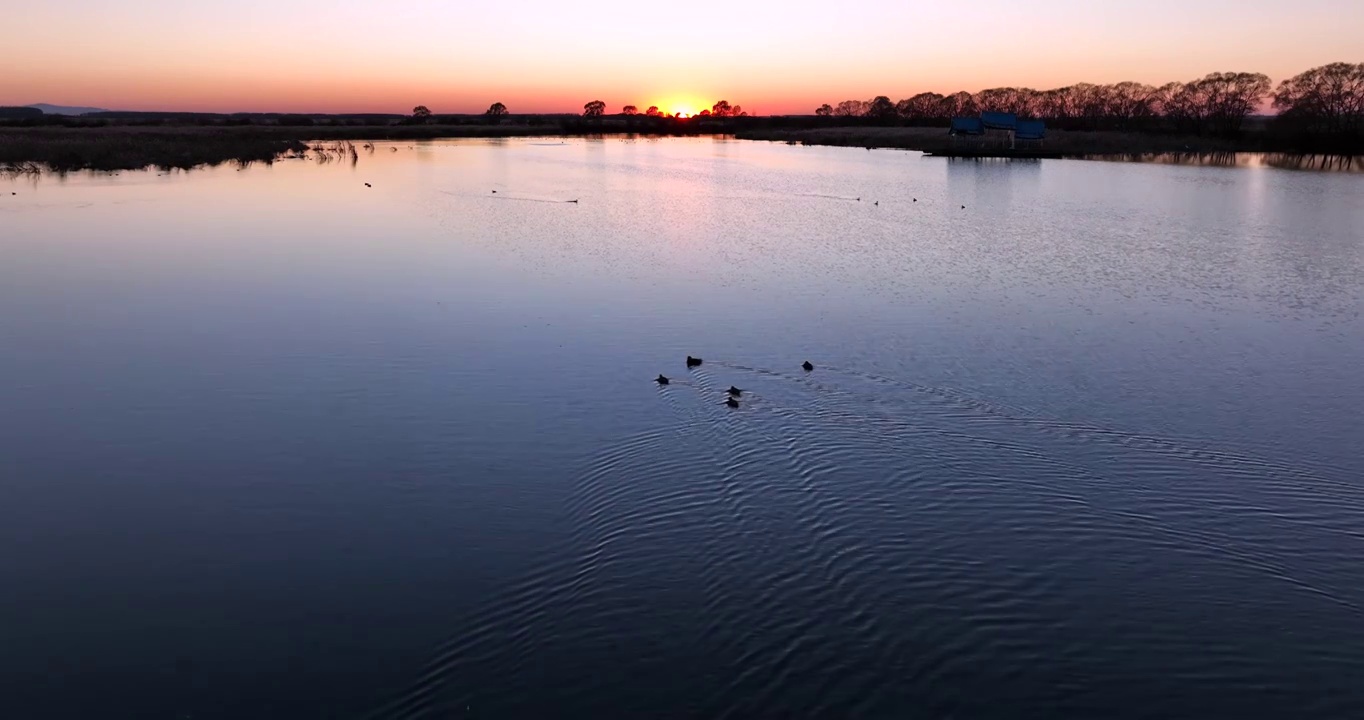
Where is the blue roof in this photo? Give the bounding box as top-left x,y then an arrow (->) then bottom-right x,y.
949,117 -> 984,135
980,111 -> 1017,130
1015,119 -> 1046,140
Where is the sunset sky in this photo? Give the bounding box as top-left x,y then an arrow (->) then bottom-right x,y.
7,0 -> 1361,115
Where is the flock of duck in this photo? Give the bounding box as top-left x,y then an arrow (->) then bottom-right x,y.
656,356 -> 814,409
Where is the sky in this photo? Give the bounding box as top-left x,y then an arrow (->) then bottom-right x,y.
6,0 -> 1362,115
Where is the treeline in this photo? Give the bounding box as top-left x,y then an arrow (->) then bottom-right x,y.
1,106 -> 45,119
815,63 -> 1364,142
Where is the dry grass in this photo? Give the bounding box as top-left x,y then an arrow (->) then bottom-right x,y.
2,122 -> 1347,172
0,124 -> 660,171
0,126 -> 308,171
734,127 -> 1246,155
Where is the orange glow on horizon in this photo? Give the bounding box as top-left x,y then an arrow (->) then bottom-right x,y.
654,95 -> 709,119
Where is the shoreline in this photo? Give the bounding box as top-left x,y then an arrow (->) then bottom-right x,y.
2,124 -> 1360,173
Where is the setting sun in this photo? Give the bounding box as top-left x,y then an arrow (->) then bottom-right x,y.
654,95 -> 708,118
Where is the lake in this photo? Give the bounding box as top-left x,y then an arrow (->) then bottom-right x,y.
3,138 -> 1363,719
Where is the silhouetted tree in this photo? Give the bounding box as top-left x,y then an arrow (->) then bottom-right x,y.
698,109 -> 712,117
896,93 -> 945,121
1150,82 -> 1184,120
583,100 -> 606,117
485,102 -> 508,116
1274,62 -> 1364,136
646,106 -> 660,117
866,96 -> 897,120
974,87 -> 1037,116
711,100 -> 733,117
622,105 -> 638,115
815,104 -> 833,117
1163,81 -> 1205,132
834,99 -> 868,117
1196,72 -> 1271,135
1107,82 -> 1160,127
411,105 -> 432,119
941,91 -> 977,118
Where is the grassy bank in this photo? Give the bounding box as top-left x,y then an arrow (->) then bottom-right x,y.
732,126 -> 1247,155
0,124 -> 601,172
0,127 -> 314,171
2,122 -> 1357,172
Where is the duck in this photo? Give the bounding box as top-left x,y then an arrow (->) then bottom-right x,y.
364,183 -> 371,187
686,356 -> 703,367
725,397 -> 740,409
913,198 -> 918,202
802,361 -> 814,372
656,374 -> 670,385
726,386 -> 742,397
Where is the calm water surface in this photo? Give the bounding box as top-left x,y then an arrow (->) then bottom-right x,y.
3,139 -> 1363,719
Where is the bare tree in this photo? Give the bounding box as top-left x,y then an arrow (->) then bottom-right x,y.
1274,62 -> 1364,135
1150,82 -> 1184,120
834,99 -> 868,117
1190,72 -> 1271,135
974,87 -> 1034,115
941,92 -> 977,118
866,96 -> 897,120
896,93 -> 945,120
1108,82 -> 1160,127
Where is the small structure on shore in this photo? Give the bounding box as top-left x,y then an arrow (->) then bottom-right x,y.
950,112 -> 1045,150
949,117 -> 985,137
1015,119 -> 1046,146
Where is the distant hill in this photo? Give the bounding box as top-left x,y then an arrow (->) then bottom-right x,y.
26,103 -> 110,116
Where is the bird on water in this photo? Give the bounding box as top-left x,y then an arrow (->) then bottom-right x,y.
802,361 -> 814,371
656,374 -> 670,385
725,397 -> 740,409
727,386 -> 742,397
687,356 -> 703,367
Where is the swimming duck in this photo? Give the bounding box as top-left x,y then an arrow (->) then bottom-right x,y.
656,374 -> 670,385
727,386 -> 742,397
725,397 -> 740,409
686,356 -> 703,367
802,361 -> 814,371
364,183 -> 371,187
